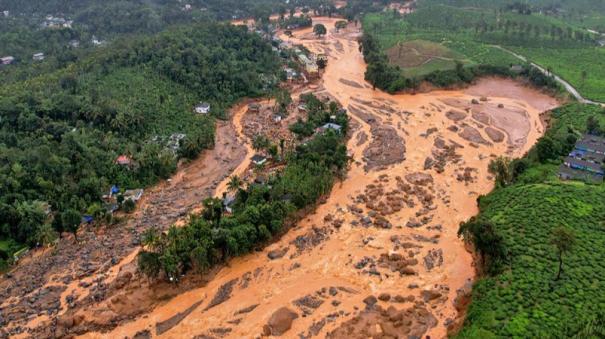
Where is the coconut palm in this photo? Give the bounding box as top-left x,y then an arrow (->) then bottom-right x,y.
227,175 -> 243,193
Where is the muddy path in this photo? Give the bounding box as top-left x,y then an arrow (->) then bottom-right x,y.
63,18 -> 559,339
0,111 -> 250,338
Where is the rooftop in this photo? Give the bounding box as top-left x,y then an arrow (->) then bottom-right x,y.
251,154 -> 267,164
575,134 -> 605,154
559,133 -> 605,182
115,155 -> 132,165
559,164 -> 603,183
321,123 -> 342,131
564,156 -> 604,174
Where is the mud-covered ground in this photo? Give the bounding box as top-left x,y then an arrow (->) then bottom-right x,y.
0,116 -> 249,338
1,17 -> 560,339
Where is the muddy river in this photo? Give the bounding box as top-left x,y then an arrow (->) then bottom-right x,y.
2,17 -> 560,339
74,18 -> 559,339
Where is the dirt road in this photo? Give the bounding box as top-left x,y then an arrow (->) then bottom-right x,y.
64,18 -> 559,339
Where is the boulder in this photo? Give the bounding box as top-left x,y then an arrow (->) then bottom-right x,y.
363,295 -> 378,307
378,293 -> 391,302
113,271 -> 132,289
57,315 -> 75,329
267,247 -> 289,260
263,307 -> 298,336
421,289 -> 442,302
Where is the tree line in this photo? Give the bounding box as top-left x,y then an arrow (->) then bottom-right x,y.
138,107 -> 349,281
360,31 -> 561,94
0,23 -> 280,254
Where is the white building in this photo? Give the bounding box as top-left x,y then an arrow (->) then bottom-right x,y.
1,56 -> 14,65
42,16 -> 72,29
33,53 -> 45,61
195,102 -> 211,114
92,36 -> 105,46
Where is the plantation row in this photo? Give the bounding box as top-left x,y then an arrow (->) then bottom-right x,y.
363,6 -> 605,101
359,28 -> 559,94
457,104 -> 605,338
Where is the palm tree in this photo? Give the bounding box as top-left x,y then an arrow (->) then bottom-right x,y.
35,223 -> 58,247
227,175 -> 243,193
252,135 -> 269,153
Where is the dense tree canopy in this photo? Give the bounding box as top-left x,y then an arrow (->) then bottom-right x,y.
0,23 -> 280,251
138,110 -> 349,281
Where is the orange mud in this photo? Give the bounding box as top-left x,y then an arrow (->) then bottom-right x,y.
76,17 -> 559,339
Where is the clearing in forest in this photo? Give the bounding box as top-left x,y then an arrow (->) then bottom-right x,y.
386,39 -> 469,77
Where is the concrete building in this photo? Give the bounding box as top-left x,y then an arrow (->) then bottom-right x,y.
318,123 -> 342,133
251,154 -> 267,166
124,189 -> 144,202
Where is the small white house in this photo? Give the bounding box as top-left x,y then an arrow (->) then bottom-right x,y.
285,68 -> 298,81
33,53 -> 45,61
1,56 -> 14,65
195,102 -> 211,114
223,195 -> 236,214
318,123 -> 342,133
3,10 -> 9,17
92,36 -> 105,46
251,154 -> 267,166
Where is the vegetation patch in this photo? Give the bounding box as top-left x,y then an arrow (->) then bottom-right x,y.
0,23 -> 280,250
457,103 -> 605,338
137,97 -> 349,281
362,1 -> 603,100
386,40 -> 468,77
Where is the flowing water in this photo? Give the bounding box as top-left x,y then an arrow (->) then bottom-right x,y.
76,17 -> 560,339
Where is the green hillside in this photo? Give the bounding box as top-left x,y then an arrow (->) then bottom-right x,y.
0,23 -> 280,255
457,104 -> 605,338
363,1 -> 605,101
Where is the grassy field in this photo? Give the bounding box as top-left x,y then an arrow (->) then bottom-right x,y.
457,104 -> 605,338
385,40 -> 470,77
363,3 -> 605,102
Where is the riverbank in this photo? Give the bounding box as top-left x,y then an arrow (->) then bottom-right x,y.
67,17 -> 561,339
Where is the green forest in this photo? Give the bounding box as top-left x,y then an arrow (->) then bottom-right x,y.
0,23 -> 280,265
138,98 -> 349,281
457,103 -> 605,338
0,0 -> 328,63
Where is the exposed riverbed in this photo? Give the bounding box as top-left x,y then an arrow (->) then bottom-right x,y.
77,18 -> 558,339
1,16 -> 560,339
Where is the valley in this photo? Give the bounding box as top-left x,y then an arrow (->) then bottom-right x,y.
57,17 -> 558,339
